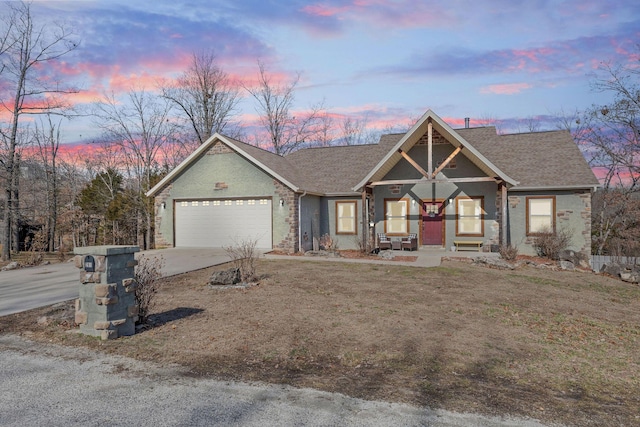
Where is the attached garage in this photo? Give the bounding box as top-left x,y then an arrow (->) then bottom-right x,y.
174,198 -> 272,249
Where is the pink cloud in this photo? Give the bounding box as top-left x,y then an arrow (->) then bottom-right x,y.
301,0 -> 452,29
302,4 -> 349,17
480,83 -> 533,95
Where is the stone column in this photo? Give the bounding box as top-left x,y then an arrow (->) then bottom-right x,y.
73,245 -> 140,340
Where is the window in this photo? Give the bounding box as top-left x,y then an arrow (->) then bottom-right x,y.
236,200 -> 244,206
213,200 -> 220,206
191,201 -> 199,206
336,201 -> 357,235
259,199 -> 268,205
456,197 -> 484,236
180,201 -> 188,207
385,199 -> 408,234
527,197 -> 555,235
248,199 -> 255,205
224,200 -> 232,206
202,201 -> 210,206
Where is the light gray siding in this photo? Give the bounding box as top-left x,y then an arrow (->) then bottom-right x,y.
154,144 -> 292,249
506,190 -> 592,256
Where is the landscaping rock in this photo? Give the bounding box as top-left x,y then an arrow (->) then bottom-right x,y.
378,250 -> 394,260
601,262 -> 623,277
559,260 -> 575,271
472,257 -> 518,270
559,249 -> 590,269
620,272 -> 639,284
209,268 -> 240,286
1,261 -> 19,271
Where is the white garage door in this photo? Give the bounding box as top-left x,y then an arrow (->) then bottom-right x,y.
175,199 -> 272,249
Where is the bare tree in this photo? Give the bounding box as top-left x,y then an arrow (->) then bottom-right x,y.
33,114 -> 63,252
340,116 -> 365,145
339,115 -> 382,145
582,60 -> 640,191
162,51 -> 241,144
245,62 -> 326,155
580,56 -> 640,255
93,88 -> 179,249
0,1 -> 79,260
478,113 -> 504,134
315,111 -> 335,147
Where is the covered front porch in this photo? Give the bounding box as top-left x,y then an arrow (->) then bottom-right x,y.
355,113 -> 514,252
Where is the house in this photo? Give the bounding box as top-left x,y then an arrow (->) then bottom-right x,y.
147,110 -> 600,256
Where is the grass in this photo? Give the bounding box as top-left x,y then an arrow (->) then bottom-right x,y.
1,258 -> 639,426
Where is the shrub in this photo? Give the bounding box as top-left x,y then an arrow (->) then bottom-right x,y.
23,230 -> 48,266
532,226 -> 572,260
134,255 -> 164,325
353,235 -> 373,254
224,237 -> 259,282
499,243 -> 519,261
319,234 -> 338,252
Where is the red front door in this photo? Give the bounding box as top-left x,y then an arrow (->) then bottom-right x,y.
422,201 -> 444,246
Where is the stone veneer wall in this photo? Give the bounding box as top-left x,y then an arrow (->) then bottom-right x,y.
578,191 -> 592,254
154,184 -> 172,248
274,179 -> 298,252
73,246 -> 140,340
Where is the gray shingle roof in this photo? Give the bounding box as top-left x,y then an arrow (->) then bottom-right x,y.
253,127 -> 599,193
284,143 -> 386,194
149,115 -> 599,199
458,128 -> 600,189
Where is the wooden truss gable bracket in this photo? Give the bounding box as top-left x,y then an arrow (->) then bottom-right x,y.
398,145 -> 463,180
398,149 -> 430,179
431,146 -> 463,178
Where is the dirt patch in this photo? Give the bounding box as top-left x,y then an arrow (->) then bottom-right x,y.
1,259 -> 639,426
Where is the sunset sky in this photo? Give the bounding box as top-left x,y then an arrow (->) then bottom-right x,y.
19,0 -> 640,145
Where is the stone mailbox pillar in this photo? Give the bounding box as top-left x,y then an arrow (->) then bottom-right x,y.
73,245 -> 140,340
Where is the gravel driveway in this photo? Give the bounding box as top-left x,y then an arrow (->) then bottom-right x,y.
0,335 -> 553,427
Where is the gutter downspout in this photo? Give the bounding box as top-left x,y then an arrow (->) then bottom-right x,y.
298,191 -> 307,253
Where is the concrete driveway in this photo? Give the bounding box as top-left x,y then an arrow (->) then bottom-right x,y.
0,247 -> 233,317
138,247 -> 233,277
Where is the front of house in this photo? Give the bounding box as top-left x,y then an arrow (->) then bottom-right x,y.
147,110 -> 599,256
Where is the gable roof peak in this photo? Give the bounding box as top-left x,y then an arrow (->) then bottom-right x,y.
352,109 -> 518,190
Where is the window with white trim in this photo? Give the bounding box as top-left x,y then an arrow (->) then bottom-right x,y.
456,197 -> 484,236
336,201 -> 357,235
527,197 -> 555,235
385,199 -> 408,234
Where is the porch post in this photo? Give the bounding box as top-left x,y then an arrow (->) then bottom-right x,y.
427,118 -> 433,177
361,189 -> 368,250
501,182 -> 508,246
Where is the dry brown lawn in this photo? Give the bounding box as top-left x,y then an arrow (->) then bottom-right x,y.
1,258 -> 639,426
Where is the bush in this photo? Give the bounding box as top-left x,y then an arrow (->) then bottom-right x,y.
353,235 -> 373,254
23,230 -> 47,266
319,234 -> 338,252
224,237 -> 259,282
134,255 -> 164,325
499,243 -> 519,261
532,227 -> 572,260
